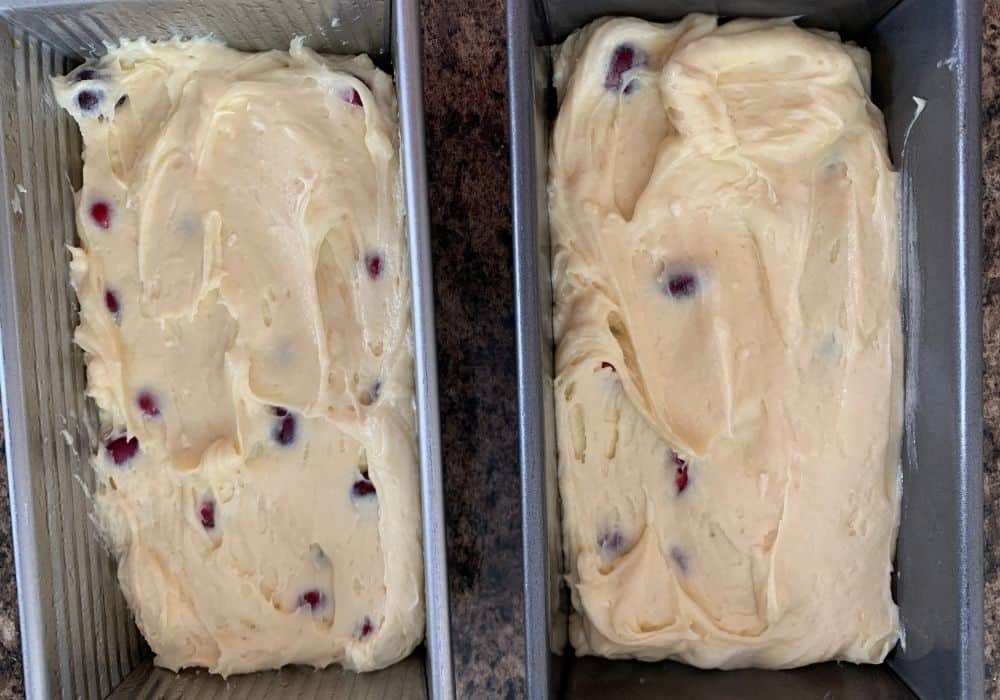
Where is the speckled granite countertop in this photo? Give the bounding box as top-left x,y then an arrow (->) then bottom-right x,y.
420,2 -> 525,697
0,1 -> 998,698
978,1 -> 1000,695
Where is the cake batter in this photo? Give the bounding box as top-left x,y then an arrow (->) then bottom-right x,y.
54,38 -> 423,676
550,15 -> 902,668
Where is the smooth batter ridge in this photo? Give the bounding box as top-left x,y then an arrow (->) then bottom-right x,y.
54,38 -> 423,676
550,15 -> 902,668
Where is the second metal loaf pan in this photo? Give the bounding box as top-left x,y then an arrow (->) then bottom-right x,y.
508,1 -> 984,698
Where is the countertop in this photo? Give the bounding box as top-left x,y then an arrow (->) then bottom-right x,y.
0,0 -> 998,698
978,0 -> 1000,694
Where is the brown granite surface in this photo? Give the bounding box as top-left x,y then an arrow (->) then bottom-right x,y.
982,1 -> 1000,696
0,2 -> 997,699
419,1 -> 526,697
0,417 -> 20,700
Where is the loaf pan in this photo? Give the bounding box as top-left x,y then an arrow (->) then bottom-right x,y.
0,0 -> 454,698
508,0 -> 983,698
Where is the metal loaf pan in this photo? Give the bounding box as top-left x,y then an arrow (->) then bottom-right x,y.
508,0 -> 983,698
0,0 -> 454,698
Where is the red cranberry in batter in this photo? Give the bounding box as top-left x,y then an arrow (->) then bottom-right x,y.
664,271 -> 699,299
137,391 -> 160,417
73,68 -> 99,82
90,201 -> 112,229
104,289 -> 120,319
670,546 -> 689,574
271,407 -> 297,446
299,589 -> 326,611
605,44 -> 646,93
105,435 -> 139,466
352,476 -> 377,499
598,529 -> 626,558
674,455 -> 689,494
365,252 -> 383,279
355,616 -> 375,640
76,89 -> 102,113
199,500 -> 215,529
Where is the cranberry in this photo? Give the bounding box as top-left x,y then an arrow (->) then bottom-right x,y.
600,361 -> 616,371
271,407 -> 296,446
199,500 -> 215,529
74,68 -> 98,82
137,391 -> 160,417
662,271 -> 699,299
352,477 -> 376,499
105,435 -> 139,466
605,44 -> 645,92
670,546 -> 689,573
674,455 -> 689,494
76,89 -> 102,113
104,289 -> 120,318
598,529 -> 625,557
361,379 -> 382,406
340,76 -> 368,107
364,252 -> 383,279
299,589 -> 326,611
355,616 -> 375,640
89,201 -> 111,229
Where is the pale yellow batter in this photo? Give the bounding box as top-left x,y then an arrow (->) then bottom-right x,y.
54,39 -> 422,676
550,15 -> 902,668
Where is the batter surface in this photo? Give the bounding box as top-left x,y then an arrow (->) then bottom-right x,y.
550,15 -> 901,668
55,39 -> 422,675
